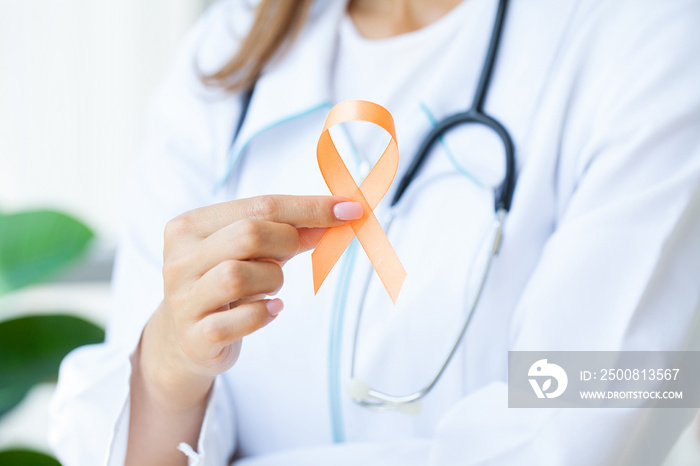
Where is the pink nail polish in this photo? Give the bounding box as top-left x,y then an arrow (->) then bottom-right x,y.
333,202 -> 363,221
266,299 -> 284,316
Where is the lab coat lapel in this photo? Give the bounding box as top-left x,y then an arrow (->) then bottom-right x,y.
221,0 -> 347,185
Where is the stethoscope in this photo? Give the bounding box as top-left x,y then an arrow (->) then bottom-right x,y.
229,0 -> 515,435
346,0 -> 515,414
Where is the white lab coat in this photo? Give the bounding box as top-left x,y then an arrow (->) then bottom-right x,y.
49,0 -> 700,465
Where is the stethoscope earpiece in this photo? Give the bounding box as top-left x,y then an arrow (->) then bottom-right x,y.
397,401 -> 422,416
347,378 -> 371,400
347,378 -> 423,416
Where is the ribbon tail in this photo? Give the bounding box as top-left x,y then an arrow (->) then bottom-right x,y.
312,224 -> 355,294
354,215 -> 406,304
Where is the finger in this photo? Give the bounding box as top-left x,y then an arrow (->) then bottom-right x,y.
195,298 -> 284,350
297,227 -> 328,253
168,195 -> 363,238
229,293 -> 266,307
191,220 -> 300,275
187,260 -> 283,317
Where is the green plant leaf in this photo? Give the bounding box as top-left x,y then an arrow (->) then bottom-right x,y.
0,314 -> 104,416
0,210 -> 94,295
0,449 -> 61,466
0,383 -> 33,417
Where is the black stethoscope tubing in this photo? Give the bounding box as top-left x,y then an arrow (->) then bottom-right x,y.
391,0 -> 515,211
233,0 -> 515,213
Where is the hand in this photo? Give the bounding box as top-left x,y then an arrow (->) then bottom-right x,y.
127,195 -> 362,465
137,195 -> 363,409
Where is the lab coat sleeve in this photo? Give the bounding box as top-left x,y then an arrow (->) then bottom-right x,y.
49,1 -> 249,465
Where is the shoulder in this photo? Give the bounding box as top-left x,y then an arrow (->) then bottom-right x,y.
187,0 -> 333,75
564,0 -> 700,83
543,0 -> 700,153
174,0 -> 257,80
133,1 -> 261,208
584,0 -> 700,69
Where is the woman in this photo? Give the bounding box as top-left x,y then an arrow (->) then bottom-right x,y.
50,0 -> 700,465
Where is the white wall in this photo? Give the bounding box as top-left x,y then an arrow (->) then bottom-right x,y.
0,0 -> 208,246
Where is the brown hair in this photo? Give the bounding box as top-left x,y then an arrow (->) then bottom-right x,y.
200,0 -> 314,92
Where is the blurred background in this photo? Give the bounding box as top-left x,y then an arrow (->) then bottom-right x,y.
0,0 -> 213,462
0,0 -> 699,464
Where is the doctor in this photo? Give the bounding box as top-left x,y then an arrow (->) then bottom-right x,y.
50,0 -> 700,465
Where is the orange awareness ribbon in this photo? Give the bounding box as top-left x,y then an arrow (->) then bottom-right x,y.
312,100 -> 406,304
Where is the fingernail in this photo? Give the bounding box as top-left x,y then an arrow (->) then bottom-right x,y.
333,202 -> 363,221
266,298 -> 284,316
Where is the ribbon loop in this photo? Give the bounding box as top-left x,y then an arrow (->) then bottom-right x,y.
312,100 -> 406,304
